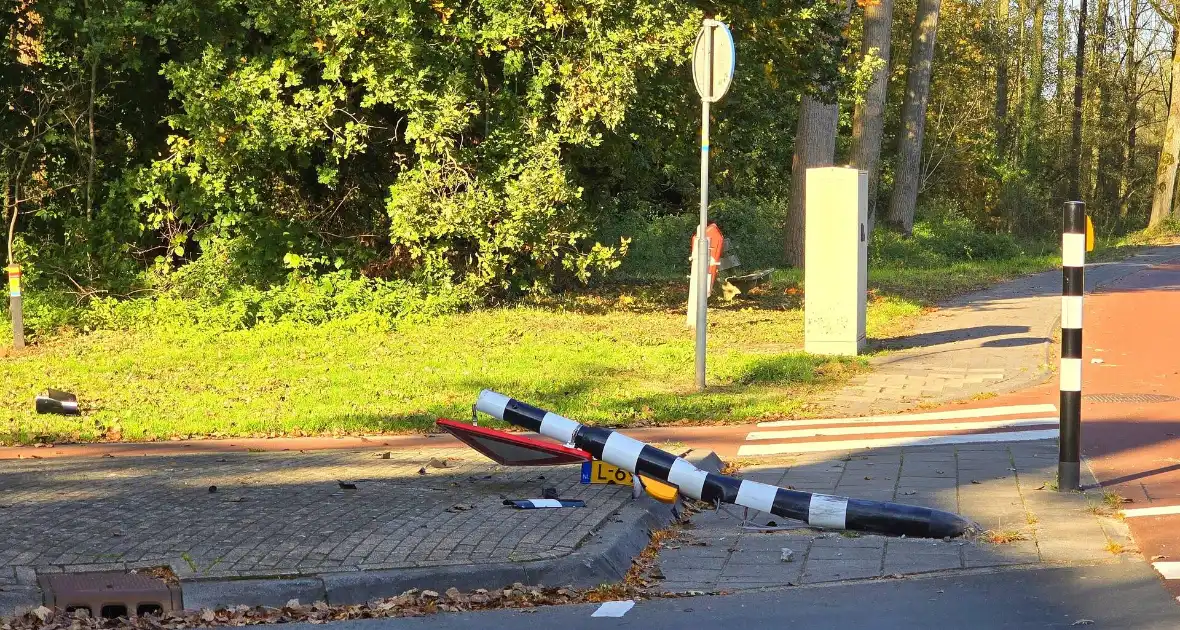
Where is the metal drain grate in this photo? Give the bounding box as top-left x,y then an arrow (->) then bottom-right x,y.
1083,393 -> 1180,404
39,571 -> 182,618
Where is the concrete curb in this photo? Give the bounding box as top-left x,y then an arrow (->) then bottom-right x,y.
180,451 -> 723,611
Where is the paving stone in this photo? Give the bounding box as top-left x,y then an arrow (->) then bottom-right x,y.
962,541 -> 1040,568
0,449 -> 630,577
896,476 -> 959,489
886,540 -> 964,555
799,558 -> 883,584
657,568 -> 725,583
719,561 -> 804,583
810,535 -> 886,549
883,552 -> 962,574
656,581 -> 717,593
805,546 -> 884,561
720,581 -> 792,590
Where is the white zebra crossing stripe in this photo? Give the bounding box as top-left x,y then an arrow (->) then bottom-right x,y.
755,404 -> 1057,428
737,429 -> 1060,456
745,417 -> 1058,441
1121,505 -> 1180,518
1152,562 -> 1180,579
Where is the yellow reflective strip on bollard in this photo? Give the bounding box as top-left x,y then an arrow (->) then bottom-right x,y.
1085,216 -> 1095,252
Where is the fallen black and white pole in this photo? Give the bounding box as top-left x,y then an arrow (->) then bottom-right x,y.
1059,201 -> 1086,492
476,390 -> 976,539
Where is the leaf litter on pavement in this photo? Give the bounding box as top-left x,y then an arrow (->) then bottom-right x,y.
0,522 -> 705,630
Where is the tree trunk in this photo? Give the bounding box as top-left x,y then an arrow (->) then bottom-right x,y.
886,0 -> 942,235
786,96 -> 839,266
995,0 -> 1011,157
785,0 -> 852,265
1022,0 -> 1045,171
1119,0 -> 1140,219
86,54 -> 98,222
1055,0 -> 1067,115
1149,29 -> 1180,228
1012,0 -> 1027,154
1094,3 -> 1117,216
1067,0 -> 1086,200
850,0 -> 895,226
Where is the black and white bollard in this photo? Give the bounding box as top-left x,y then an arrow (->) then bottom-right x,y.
1059,201 -> 1086,492
476,390 -> 977,539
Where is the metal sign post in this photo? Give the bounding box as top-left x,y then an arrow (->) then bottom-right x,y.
689,18 -> 735,391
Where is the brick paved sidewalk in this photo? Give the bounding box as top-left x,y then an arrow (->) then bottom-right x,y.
655,441 -> 1134,592
827,245 -> 1180,416
0,447 -> 636,611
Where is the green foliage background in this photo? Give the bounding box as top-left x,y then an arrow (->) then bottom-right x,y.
2,0 -> 845,322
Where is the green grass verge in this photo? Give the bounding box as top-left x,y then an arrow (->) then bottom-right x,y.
1,230 -> 1175,445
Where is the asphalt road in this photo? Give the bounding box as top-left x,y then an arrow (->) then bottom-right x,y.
284,563 -> 1178,630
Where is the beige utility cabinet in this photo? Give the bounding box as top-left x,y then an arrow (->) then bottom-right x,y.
804,167 -> 868,356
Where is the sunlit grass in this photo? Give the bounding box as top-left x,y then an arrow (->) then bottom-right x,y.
0,236 -> 1162,445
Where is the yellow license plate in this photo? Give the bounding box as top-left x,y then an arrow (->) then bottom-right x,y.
582,460 -> 634,485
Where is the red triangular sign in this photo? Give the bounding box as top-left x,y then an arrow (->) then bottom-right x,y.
436,419 -> 591,466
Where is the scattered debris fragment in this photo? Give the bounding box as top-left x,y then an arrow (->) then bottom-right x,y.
337,480 -> 357,490
591,600 -> 635,618
379,452 -> 391,459
780,548 -> 794,562
208,486 -> 217,493
503,499 -> 586,509
417,467 -> 428,475
1071,620 -> 1095,626
428,457 -> 450,469
34,389 -> 80,416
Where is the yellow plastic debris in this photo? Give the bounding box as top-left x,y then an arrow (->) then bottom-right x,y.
639,475 -> 679,504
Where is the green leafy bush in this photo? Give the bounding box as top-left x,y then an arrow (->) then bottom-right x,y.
599,196 -> 785,278
871,203 -> 1030,268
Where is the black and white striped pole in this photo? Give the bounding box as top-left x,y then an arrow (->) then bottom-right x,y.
476,390 -> 976,539
1059,201 -> 1086,492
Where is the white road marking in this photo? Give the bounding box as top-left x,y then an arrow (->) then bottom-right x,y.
745,417 -> 1058,441
756,404 -> 1057,428
1122,505 -> 1180,518
736,429 -> 1060,456
1152,562 -> 1180,579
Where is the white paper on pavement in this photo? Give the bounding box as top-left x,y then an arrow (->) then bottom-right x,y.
590,600 -> 636,618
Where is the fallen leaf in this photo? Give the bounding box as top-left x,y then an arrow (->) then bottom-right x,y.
418,467 -> 428,475
201,609 -> 216,622
379,452 -> 391,459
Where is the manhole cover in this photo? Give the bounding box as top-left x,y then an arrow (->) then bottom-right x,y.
1083,393 -> 1180,404
39,571 -> 182,618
